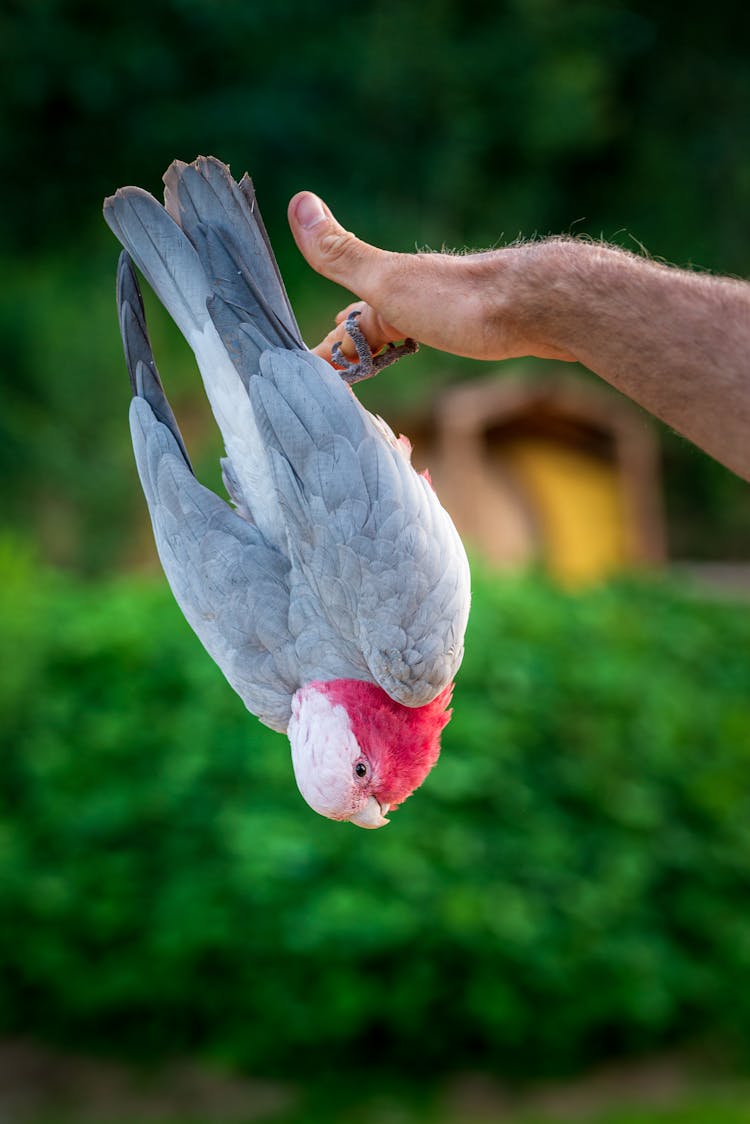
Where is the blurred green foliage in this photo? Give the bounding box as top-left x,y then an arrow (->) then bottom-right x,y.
3,0 -> 749,266
2,547 -> 750,1076
1,0 -> 750,569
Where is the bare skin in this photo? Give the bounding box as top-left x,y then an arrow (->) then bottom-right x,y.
288,191 -> 750,482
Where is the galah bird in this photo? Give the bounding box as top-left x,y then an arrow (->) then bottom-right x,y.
103,157 -> 470,829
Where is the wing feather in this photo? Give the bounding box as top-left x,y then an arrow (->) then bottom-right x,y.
116,253 -> 297,731
250,347 -> 471,703
130,397 -> 296,732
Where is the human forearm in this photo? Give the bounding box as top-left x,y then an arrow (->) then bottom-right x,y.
498,239 -> 750,479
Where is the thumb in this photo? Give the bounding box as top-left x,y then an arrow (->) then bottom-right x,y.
287,192 -> 389,300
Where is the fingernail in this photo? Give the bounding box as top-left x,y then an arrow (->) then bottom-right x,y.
295,193 -> 327,230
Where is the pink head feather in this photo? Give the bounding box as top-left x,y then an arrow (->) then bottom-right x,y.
315,678 -> 453,810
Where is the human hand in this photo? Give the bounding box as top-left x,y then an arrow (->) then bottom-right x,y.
287,192 -> 576,365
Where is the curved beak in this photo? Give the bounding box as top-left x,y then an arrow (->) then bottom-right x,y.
350,797 -> 390,829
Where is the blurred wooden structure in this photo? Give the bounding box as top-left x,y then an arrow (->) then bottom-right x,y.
409,369 -> 666,585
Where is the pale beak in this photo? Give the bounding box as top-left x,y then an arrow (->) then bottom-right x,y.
350,797 -> 390,829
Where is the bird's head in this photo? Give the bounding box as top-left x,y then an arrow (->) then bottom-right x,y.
288,679 -> 453,828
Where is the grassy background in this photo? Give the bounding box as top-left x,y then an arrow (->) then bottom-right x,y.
2,548 -> 750,1082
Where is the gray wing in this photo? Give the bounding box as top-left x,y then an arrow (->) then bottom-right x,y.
247,346 -> 471,707
118,254 -> 298,732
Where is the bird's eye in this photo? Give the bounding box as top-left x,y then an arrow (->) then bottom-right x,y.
354,761 -> 368,779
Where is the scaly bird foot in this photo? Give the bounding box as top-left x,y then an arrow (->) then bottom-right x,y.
331,310 -> 419,385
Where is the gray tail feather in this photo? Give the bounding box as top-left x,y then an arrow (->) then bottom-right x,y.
104,187 -> 210,343
116,251 -> 193,472
105,156 -> 306,377
163,157 -> 303,350
203,221 -> 301,364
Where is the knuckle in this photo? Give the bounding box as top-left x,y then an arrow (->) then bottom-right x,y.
318,229 -> 360,267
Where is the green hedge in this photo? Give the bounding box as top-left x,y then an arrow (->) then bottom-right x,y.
2,544 -> 750,1076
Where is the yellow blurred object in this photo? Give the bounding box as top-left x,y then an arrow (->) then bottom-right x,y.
417,368 -> 666,584
502,437 -> 628,585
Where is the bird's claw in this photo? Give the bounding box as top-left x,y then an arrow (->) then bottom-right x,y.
331,310 -> 419,385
